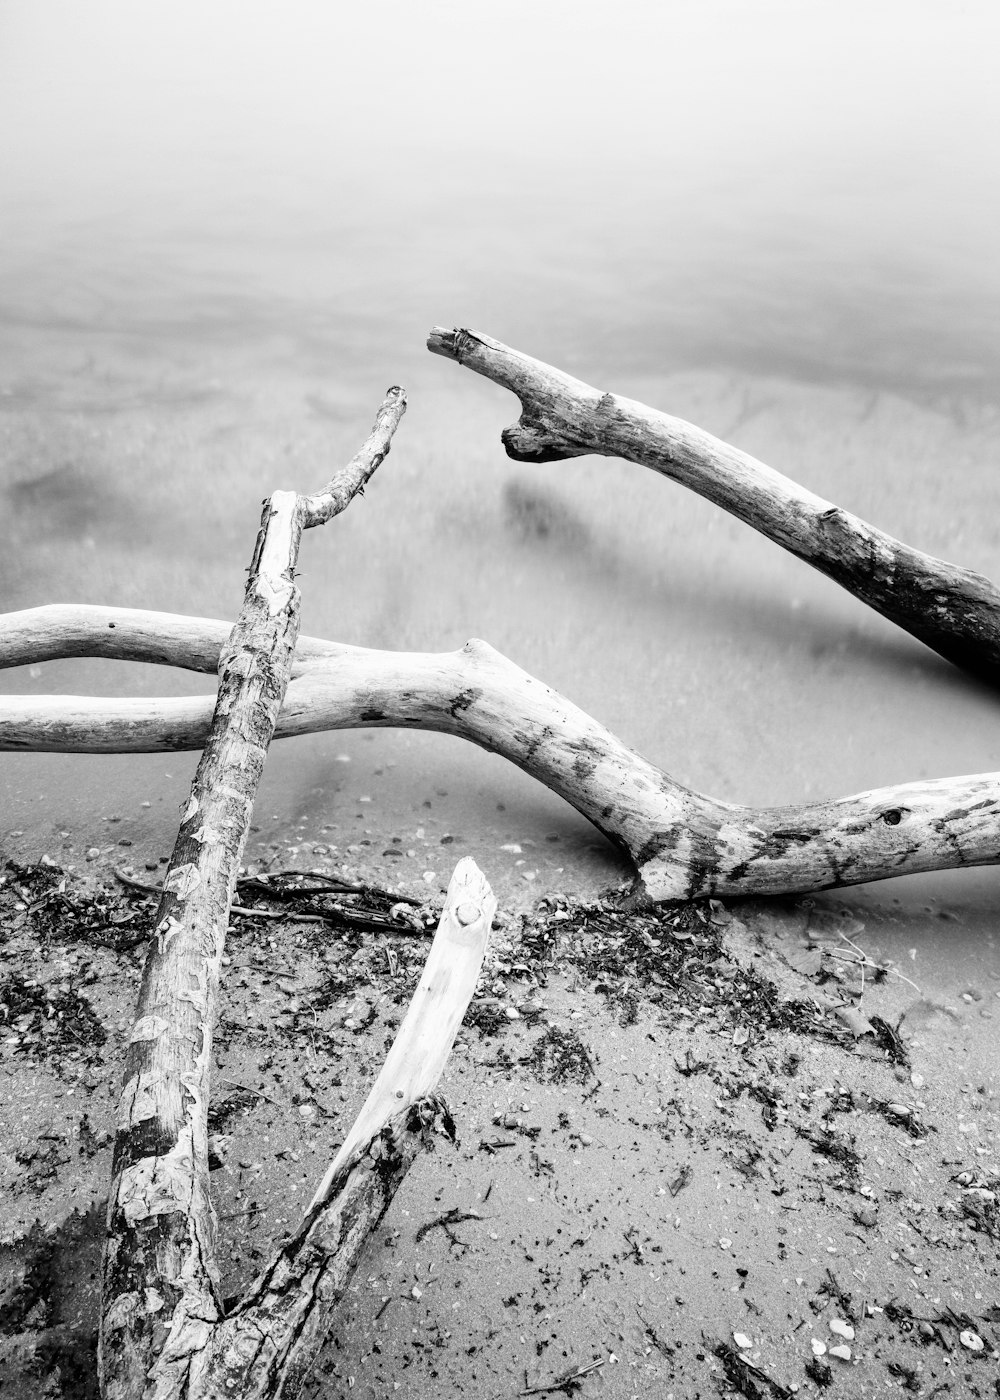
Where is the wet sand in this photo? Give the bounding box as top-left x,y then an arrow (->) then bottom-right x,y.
1,854 -> 998,1398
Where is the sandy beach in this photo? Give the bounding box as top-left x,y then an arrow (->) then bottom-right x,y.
1,841 -> 998,1398
2,5 -> 1000,1392
3,332 -> 1000,1400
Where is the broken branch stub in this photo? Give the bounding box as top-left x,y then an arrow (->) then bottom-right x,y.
427,326 -> 1000,685
99,389 -> 406,1400
4,606 -> 1000,902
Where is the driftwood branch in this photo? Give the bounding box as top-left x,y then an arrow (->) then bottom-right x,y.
99,389 -> 407,1400
3,606 -> 999,902
198,857 -> 495,1399
0,604 -> 341,674
102,857 -> 491,1399
427,326 -> 1000,686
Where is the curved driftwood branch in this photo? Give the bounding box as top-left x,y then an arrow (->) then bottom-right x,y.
3,606 -> 999,902
0,603 -> 342,675
0,604 -> 341,674
100,390 -> 407,1400
427,326 -> 1000,685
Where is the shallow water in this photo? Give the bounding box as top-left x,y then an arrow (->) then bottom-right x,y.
1,2 -> 999,1019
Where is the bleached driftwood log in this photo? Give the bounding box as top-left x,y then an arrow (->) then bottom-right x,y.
100,389 -> 408,1400
427,326 -> 1000,685
2,605 -> 999,902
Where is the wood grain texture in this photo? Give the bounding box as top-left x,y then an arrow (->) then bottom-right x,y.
100,489 -> 306,1400
427,326 -> 1000,684
0,604 -> 342,674
307,856 -> 495,1211
99,391 -> 407,1400
5,607 -> 999,902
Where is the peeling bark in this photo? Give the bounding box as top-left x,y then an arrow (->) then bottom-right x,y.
427,326 -> 1000,685
99,389 -> 407,1400
3,606 -> 999,902
101,855 -> 493,1400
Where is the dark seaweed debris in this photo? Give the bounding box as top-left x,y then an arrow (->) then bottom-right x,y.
2,860 -> 149,953
713,1339 -> 793,1398
519,893 -> 858,1048
0,973 -> 107,1065
869,1014 -> 911,1067
234,870 -> 431,938
0,1205 -> 103,1399
522,1026 -> 596,1085
463,999 -> 509,1037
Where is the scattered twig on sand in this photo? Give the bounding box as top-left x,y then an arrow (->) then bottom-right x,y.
518,1358 -> 605,1395
829,930 -> 921,995
869,1015 -> 910,1066
112,870 -> 167,896
479,1137 -> 516,1154
218,1204 -> 264,1222
115,866 -> 432,933
636,1310 -> 673,1357
668,1163 -> 693,1197
239,870 -> 423,907
414,1207 -> 483,1245
114,869 -> 307,920
714,1339 -> 794,1399
218,1079 -> 283,1109
623,1229 -> 644,1263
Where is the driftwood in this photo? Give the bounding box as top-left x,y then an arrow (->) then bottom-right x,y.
196,858 -> 493,1400
427,326 -> 1000,686
101,856 -> 492,1400
99,388 -> 421,1400
4,333 -> 1000,906
2,604 -> 999,901
3,334 -> 999,1399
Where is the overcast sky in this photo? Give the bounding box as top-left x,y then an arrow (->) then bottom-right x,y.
1,0 -> 997,227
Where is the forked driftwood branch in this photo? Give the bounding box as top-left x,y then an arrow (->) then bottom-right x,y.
2,605 -> 999,901
104,856 -> 493,1400
427,326 -> 1000,685
97,387 -> 458,1400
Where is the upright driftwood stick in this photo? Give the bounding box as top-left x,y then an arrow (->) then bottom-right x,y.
4,606 -> 1000,901
99,388 -> 406,1400
427,327 -> 1000,685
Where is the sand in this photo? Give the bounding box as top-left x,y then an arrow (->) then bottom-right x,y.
2,292 -> 1000,1400
1,847 -> 998,1399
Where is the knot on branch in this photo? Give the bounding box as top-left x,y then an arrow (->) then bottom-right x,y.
502,420 -> 587,464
